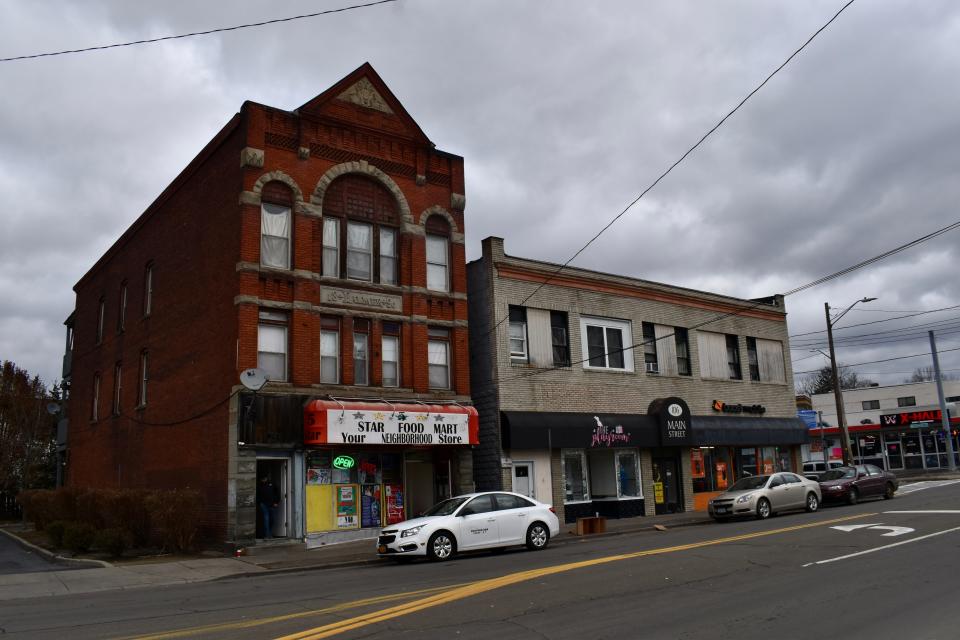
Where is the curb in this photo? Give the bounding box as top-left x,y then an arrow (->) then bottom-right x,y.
217,516 -> 714,578
0,526 -> 113,569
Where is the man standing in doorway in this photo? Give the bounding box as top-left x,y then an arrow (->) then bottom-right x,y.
257,475 -> 280,539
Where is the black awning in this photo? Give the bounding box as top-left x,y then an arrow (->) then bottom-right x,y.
501,411 -> 660,449
691,416 -> 810,446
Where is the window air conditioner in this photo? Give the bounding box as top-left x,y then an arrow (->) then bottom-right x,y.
645,362 -> 659,374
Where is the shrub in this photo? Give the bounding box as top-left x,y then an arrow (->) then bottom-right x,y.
75,489 -> 106,529
62,522 -> 96,554
95,528 -> 132,558
52,486 -> 83,523
45,520 -> 69,548
146,489 -> 203,553
110,490 -> 152,547
18,490 -> 56,530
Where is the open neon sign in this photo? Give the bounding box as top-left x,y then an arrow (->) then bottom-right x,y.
333,455 -> 356,470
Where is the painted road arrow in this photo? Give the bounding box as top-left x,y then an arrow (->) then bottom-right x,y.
830,523 -> 914,537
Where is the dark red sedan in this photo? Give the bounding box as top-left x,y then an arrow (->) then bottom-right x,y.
818,464 -> 898,505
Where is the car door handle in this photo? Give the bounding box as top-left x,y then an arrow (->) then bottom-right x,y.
487,518 -> 497,523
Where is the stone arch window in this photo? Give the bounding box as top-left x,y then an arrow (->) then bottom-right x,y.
425,214 -> 451,292
321,175 -> 401,284
260,181 -> 294,270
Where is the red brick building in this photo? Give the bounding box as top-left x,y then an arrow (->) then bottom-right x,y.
65,64 -> 475,548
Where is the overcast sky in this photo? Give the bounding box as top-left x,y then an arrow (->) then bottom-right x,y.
3,0 -> 959,394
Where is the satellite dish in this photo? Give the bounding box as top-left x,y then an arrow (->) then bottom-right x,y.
46,402 -> 61,415
240,368 -> 268,391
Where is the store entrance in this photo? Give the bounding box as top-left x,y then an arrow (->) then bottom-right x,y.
652,456 -> 681,515
256,458 -> 289,539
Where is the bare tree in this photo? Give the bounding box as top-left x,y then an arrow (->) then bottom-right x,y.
904,366 -> 959,383
0,360 -> 57,492
796,365 -> 876,396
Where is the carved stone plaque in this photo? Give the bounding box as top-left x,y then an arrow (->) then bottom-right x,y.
321,286 -> 402,311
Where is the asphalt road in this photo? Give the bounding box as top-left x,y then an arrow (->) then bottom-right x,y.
2,480 -> 959,640
0,531 -> 65,576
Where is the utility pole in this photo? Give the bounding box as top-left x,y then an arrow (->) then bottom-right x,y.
825,302 -> 853,464
818,410 -> 828,468
929,331 -> 957,471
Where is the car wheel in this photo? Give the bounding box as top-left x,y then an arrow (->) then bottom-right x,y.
525,522 -> 550,550
847,487 -> 859,506
755,498 -> 771,520
426,531 -> 456,561
805,492 -> 819,512
883,483 -> 895,500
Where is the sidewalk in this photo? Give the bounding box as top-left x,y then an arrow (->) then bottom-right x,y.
2,472 -> 956,602
0,509 -> 709,602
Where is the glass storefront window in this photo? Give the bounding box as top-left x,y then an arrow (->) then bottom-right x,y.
692,447 -> 733,493
617,451 -> 640,497
737,448 -> 757,478
563,449 -> 589,503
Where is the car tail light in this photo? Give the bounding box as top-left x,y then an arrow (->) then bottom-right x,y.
549,507 -> 556,514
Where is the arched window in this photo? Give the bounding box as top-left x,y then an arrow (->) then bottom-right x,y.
321,175 -> 400,284
260,181 -> 294,270
425,214 -> 450,292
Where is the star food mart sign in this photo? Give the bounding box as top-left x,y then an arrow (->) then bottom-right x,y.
326,410 -> 471,445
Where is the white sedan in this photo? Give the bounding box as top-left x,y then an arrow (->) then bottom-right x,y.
376,491 -> 561,561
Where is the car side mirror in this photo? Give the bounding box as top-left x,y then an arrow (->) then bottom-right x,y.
857,472 -> 867,478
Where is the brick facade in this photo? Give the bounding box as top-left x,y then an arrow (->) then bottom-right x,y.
66,64 -> 471,545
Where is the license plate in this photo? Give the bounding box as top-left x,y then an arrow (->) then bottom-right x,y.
715,507 -> 729,514
378,545 -> 387,554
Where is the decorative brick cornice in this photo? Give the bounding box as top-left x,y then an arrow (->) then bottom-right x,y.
311,161 -> 413,223
252,170 -> 304,203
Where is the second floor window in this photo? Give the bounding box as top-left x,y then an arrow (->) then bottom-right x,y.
726,334 -> 742,380
746,337 -> 760,381
257,310 -> 288,381
353,319 -> 370,386
91,373 -> 100,421
143,263 -> 153,317
642,322 -> 658,373
862,399 -> 880,410
509,306 -> 528,362
428,327 -> 450,389
675,328 -> 691,376
551,311 -> 570,367
112,363 -> 123,416
320,316 -> 340,384
382,328 -> 400,388
897,396 -> 916,407
581,316 -> 633,371
137,351 -> 148,407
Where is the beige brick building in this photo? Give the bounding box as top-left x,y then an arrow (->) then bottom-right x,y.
467,237 -> 808,524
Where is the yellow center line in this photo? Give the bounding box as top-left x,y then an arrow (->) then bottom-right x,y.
277,512 -> 876,640
113,583 -> 469,640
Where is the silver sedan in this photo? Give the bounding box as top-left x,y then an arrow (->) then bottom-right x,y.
708,472 -> 822,521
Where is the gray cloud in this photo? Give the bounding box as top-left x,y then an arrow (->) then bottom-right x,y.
2,0 -> 959,389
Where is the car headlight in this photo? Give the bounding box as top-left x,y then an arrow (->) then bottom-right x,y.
830,486 -> 844,490
735,493 -> 755,504
400,526 -> 423,538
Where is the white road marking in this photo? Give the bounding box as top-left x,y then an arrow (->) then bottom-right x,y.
806,526 -> 960,567
830,523 -> 913,536
867,525 -> 914,537
897,479 -> 960,494
831,524 -> 882,533
884,510 -> 960,514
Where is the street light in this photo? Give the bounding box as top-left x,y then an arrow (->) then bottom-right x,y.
825,297 -> 877,465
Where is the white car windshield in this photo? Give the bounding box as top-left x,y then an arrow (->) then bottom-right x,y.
422,496 -> 469,517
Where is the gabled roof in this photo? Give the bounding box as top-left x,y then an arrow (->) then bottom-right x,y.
296,62 -> 433,146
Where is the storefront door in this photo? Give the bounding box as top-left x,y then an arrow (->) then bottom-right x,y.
652,457 -> 681,515
256,457 -> 289,539
405,459 -> 435,517
512,462 -> 534,498
884,433 -> 904,470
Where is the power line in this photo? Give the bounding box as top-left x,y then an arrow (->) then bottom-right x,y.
791,317 -> 960,347
793,346 -> 960,376
789,303 -> 960,338
0,0 -> 398,63
481,0 -> 858,343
